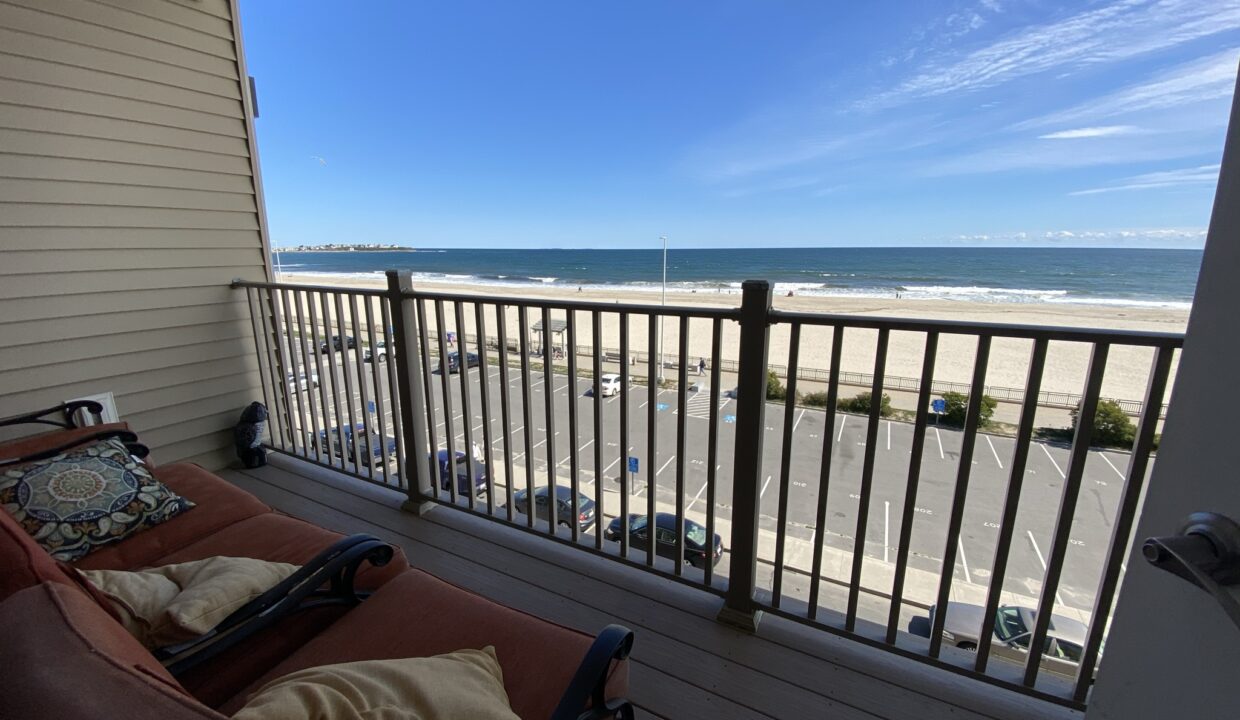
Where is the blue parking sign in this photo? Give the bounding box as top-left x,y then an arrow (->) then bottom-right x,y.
367,400 -> 376,414
931,398 -> 947,414
627,456 -> 639,474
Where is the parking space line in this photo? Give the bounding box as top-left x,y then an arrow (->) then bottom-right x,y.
1099,452 -> 1126,480
934,427 -> 945,459
1039,443 -> 1066,478
760,474 -> 772,499
985,435 -> 1003,469
686,480 -> 710,513
886,420 -> 891,451
957,538 -> 973,584
1026,530 -> 1066,606
792,409 -> 806,432
657,455 -> 676,476
837,415 -> 846,442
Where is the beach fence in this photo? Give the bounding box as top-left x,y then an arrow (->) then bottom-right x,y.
233,273 -> 1183,711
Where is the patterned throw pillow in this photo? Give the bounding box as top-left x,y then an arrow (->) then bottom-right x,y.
0,437 -> 194,562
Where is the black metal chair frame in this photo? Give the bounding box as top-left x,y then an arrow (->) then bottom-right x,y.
0,401 -> 150,467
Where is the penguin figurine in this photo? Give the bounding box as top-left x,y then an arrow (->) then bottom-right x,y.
234,402 -> 268,468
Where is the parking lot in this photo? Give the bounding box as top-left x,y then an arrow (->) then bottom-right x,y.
280,347 -> 1139,628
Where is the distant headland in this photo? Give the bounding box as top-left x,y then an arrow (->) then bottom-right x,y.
280,243 -> 413,252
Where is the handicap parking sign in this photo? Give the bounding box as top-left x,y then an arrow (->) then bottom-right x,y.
931,398 -> 947,414
627,456 -> 639,474
723,414 -> 737,424
656,402 -> 669,412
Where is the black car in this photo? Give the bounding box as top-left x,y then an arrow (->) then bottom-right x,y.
438,351 -> 479,374
605,512 -> 724,568
430,449 -> 488,497
320,335 -> 356,353
512,485 -> 596,532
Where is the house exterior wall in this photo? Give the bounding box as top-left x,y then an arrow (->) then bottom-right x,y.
0,0 -> 272,469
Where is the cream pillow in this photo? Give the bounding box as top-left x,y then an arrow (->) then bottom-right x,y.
81,556 -> 299,648
233,647 -> 520,720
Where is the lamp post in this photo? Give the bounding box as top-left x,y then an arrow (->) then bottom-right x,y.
658,235 -> 667,381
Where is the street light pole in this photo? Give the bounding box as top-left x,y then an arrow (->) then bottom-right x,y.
658,235 -> 667,381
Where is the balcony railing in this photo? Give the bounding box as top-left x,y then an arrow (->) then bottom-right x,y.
234,272 -> 1182,711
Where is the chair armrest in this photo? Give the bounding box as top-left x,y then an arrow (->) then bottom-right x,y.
551,624 -> 635,720
0,429 -> 147,467
156,534 -> 395,676
0,400 -> 103,430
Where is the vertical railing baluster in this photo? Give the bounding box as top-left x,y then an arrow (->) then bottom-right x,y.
475,302 -> 497,517
1073,345 -> 1173,702
975,339 -> 1048,669
542,307 -> 559,535
846,328 -> 890,631
321,292 -> 348,469
592,310 -> 605,550
434,300 -> 459,505
619,312 -> 631,557
566,309 -> 581,543
454,301 -> 478,511
379,296 -> 407,488
261,287 -> 290,451
307,292 -> 332,467
277,288 -> 307,454
496,304 -> 516,521
244,287 -> 277,449
289,290 -> 321,463
674,317 -> 690,576
518,306 -> 536,529
333,293 -> 361,475
646,312 -> 659,567
1023,343 -> 1110,687
772,323 -> 802,606
929,335 -> 993,656
718,280 -> 772,631
705,318 -> 723,588
364,296 -> 392,485
886,331 -> 940,643
415,298 -> 441,500
809,325 -> 844,620
350,294 -> 377,480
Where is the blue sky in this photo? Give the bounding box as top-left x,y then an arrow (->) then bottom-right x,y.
240,1 -> 1238,249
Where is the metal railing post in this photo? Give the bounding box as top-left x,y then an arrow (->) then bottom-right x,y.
717,279 -> 772,632
386,270 -> 434,513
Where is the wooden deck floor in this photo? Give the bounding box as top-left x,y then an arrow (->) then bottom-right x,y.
220,455 -> 1079,720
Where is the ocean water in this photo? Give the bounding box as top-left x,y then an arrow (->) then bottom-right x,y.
272,247 -> 1202,309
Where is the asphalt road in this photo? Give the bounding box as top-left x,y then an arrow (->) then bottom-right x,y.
278,348 -> 1141,620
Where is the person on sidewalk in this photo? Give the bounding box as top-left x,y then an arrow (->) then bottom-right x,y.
698,357 -> 707,376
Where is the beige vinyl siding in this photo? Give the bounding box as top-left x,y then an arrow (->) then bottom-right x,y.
0,0 -> 271,471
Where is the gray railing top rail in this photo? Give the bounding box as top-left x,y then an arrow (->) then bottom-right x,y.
770,308 -> 1185,348
399,286 -> 743,320
231,278 -> 389,298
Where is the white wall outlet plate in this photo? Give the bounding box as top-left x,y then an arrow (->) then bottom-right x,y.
65,392 -> 120,425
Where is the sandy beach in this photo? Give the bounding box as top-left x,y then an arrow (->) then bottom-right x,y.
276,272 -> 1188,408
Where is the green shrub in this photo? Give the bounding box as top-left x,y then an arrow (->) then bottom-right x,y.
1072,399 -> 1136,448
801,391 -> 830,408
940,391 -> 998,427
766,370 -> 786,401
838,391 -> 893,417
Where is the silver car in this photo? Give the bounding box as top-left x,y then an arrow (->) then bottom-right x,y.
929,603 -> 1090,679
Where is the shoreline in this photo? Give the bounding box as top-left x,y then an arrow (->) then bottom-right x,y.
274,272 -> 1187,404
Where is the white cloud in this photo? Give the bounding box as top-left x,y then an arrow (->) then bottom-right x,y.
859,0 -> 1240,109
1069,164 -> 1220,195
936,227 -> 1206,246
1018,48 -> 1239,129
1039,125 -> 1139,139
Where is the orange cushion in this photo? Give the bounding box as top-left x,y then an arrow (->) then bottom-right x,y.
75,463 -> 271,572
0,421 -> 134,461
223,569 -> 625,720
0,583 -> 217,719
0,499 -> 79,601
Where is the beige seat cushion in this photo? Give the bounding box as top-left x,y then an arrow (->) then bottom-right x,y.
232,647 -> 520,720
82,556 -> 299,648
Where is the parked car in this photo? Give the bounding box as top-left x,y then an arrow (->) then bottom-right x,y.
285,370 -> 319,392
438,351 -> 479,373
928,603 -> 1090,680
320,335 -> 356,353
316,424 -> 397,465
431,449 -> 488,497
727,386 -> 739,399
604,512 -> 723,568
364,340 -> 391,363
512,485 -> 596,533
594,373 -> 622,397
